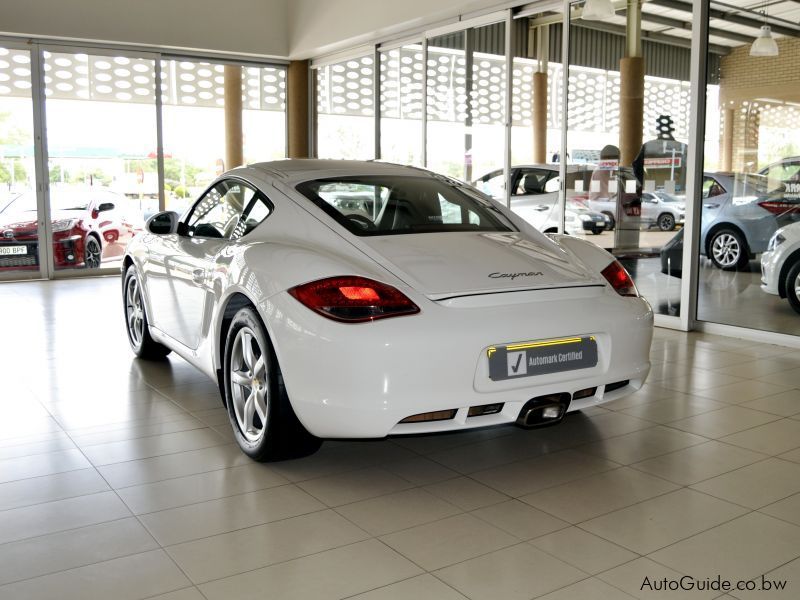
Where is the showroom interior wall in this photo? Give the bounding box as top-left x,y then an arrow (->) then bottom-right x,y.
1,0 -> 289,58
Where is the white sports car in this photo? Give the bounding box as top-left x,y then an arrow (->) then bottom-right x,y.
122,160 -> 653,461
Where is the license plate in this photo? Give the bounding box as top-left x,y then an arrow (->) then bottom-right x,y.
0,246 -> 27,256
487,336 -> 598,381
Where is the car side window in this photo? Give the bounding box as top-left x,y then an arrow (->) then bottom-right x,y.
231,195 -> 272,240
544,175 -> 560,194
186,180 -> 256,239
514,170 -> 550,196
702,177 -> 723,199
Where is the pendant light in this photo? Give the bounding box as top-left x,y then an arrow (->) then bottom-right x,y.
582,0 -> 616,21
750,26 -> 779,56
750,3 -> 779,57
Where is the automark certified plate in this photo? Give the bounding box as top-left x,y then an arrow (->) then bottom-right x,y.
0,246 -> 26,256
487,336 -> 597,381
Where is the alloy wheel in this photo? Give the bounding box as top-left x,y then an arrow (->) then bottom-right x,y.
230,327 -> 269,443
85,237 -> 101,268
125,276 -> 144,348
711,232 -> 740,268
795,272 -> 800,301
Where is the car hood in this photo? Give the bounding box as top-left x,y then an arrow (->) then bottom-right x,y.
357,231 -> 604,299
0,209 -> 82,230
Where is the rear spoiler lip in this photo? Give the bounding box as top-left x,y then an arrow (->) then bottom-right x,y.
427,282 -> 606,302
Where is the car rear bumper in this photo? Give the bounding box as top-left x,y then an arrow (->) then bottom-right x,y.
265,285 -> 653,439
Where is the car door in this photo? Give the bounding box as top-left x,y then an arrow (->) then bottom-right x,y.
701,176 -> 726,225
640,193 -> 658,226
145,179 -> 258,350
510,168 -> 559,231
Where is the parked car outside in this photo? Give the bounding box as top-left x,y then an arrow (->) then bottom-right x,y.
584,186 -> 683,232
124,160 -> 653,461
0,188 -> 141,270
474,165 -> 607,235
761,222 -> 800,314
698,172 -> 798,270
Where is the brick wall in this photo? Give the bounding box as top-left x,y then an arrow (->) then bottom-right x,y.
720,37 -> 800,100
718,37 -> 800,172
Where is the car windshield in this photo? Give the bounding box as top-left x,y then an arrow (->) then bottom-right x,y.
296,175 -> 517,236
657,192 -> 682,202
0,191 -> 91,214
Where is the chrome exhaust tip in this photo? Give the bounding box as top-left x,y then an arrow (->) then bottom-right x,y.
516,393 -> 571,429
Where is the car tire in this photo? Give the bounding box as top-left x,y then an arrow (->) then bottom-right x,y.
786,261 -> 800,315
123,265 -> 172,360
591,228 -> 603,235
708,229 -> 749,271
602,212 -> 615,230
223,307 -> 322,462
657,213 -> 676,231
84,235 -> 102,268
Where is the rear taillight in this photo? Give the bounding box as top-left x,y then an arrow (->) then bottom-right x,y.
758,201 -> 800,215
288,276 -> 420,322
601,260 -> 638,297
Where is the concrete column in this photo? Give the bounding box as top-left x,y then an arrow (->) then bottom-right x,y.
721,107 -> 734,172
619,0 -> 644,167
532,72 -> 548,164
532,25 -> 549,165
287,60 -> 310,158
619,57 -> 644,167
616,0 -> 643,250
224,65 -> 244,170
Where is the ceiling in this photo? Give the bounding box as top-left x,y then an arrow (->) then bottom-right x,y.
604,0 -> 800,50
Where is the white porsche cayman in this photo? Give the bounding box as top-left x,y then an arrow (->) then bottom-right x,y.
122,160 -> 653,461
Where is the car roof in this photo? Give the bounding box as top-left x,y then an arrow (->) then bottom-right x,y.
244,159 -> 441,185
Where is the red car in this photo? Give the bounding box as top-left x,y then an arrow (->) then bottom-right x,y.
0,188 -> 142,271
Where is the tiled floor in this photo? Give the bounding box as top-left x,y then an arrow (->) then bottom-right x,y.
1,277 -> 800,599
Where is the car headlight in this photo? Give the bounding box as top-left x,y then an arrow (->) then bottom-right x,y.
52,218 -> 79,232
578,214 -> 592,222
767,232 -> 786,252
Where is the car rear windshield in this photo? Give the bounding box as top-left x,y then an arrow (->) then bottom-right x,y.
296,175 -> 517,236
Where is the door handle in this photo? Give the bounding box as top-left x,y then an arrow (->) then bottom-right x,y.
192,269 -> 206,285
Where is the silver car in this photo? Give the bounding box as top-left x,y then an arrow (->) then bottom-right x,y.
699,172 -> 794,270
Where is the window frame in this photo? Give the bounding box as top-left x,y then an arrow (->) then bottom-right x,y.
182,177 -> 274,240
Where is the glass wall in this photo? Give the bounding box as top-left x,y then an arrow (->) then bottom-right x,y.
42,51 -> 157,271
561,1 -> 693,317
161,59 -> 286,214
316,54 -> 375,159
0,44 -> 286,278
0,45 -> 39,277
697,1 -> 800,335
425,23 -> 506,182
490,8 -> 568,235
379,43 -> 423,166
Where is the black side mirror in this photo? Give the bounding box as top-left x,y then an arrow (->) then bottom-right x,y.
97,202 -> 115,212
146,211 -> 181,235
